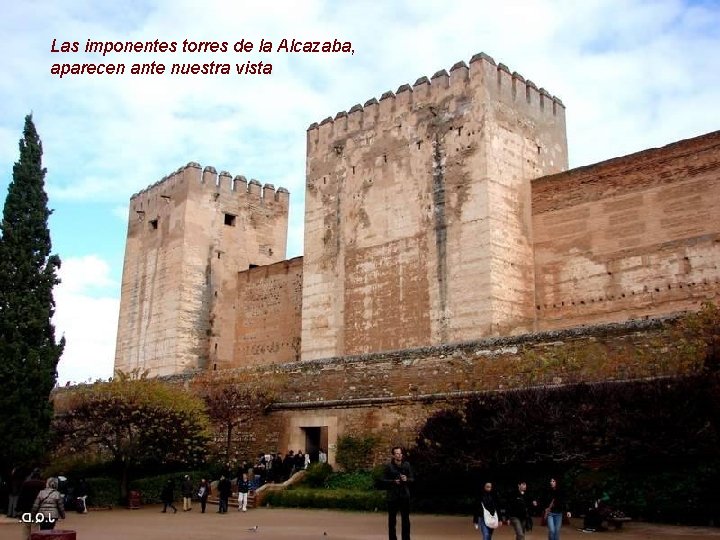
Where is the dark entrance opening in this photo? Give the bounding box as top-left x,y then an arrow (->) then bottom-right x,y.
302,426 -> 328,464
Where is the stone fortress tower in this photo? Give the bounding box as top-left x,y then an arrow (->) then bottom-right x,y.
114,51 -> 719,379
114,164 -> 289,376
302,53 -> 567,360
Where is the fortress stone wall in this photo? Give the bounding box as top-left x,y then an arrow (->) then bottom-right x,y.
234,256 -> 303,366
111,51 -> 719,460
114,163 -> 289,376
533,131 -> 720,329
125,314 -> 711,467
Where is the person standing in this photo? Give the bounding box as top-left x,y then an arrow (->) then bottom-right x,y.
382,446 -> 414,540
295,450 -> 305,473
283,451 -> 295,480
507,481 -> 537,540
217,475 -> 232,513
31,477 -> 65,531
473,481 -> 502,540
74,478 -> 89,513
237,472 -> 250,512
17,469 -> 45,516
197,479 -> 211,513
181,475 -> 193,511
544,478 -> 571,540
160,479 -> 177,513
6,467 -> 23,518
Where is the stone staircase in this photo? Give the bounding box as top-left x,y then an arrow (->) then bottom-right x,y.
207,470 -> 306,509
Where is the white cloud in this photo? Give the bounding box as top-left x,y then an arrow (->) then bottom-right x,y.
54,256 -> 119,385
112,204 -> 130,221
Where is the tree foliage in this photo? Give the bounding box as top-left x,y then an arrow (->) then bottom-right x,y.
53,370 -> 211,498
0,114 -> 64,469
335,434 -> 379,472
415,304 -> 720,478
416,374 -> 720,473
192,372 -> 279,464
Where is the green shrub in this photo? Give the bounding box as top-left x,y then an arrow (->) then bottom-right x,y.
336,435 -> 379,472
326,471 -> 375,491
303,463 -> 334,488
265,487 -> 386,511
84,477 -> 118,507
371,464 -> 386,489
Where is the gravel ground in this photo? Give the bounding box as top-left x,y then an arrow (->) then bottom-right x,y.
1,506 -> 719,540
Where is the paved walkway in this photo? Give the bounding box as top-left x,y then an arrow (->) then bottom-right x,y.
1,507 -> 719,540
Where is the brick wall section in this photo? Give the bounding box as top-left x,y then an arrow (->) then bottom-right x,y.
532,131 -> 720,331
233,257 -> 303,366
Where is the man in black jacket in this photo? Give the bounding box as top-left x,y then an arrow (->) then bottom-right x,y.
382,447 -> 414,540
217,475 -> 232,513
506,481 -> 537,540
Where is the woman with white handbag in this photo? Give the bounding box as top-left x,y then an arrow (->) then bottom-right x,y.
473,481 -> 502,539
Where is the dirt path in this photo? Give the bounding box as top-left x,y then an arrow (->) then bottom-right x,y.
1,506 -> 718,540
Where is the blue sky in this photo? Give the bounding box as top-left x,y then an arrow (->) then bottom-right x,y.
1,0 -> 718,384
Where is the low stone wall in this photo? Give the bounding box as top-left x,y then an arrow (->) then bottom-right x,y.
56,309 -> 716,469
159,311 -> 713,465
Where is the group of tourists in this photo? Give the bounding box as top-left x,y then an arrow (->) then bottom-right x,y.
160,447 -> 328,515
471,477 -> 571,540
9,448 -> 576,540
381,446 -> 572,540
160,473 -> 249,514
246,448 -> 327,486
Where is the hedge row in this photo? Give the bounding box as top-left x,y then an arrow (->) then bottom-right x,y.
84,469 -> 213,507
264,487 -> 386,512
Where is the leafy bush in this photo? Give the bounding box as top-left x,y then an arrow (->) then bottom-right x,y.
326,471 -> 375,491
335,435 -> 379,471
371,464 -> 386,489
265,487 -> 386,511
411,369 -> 720,524
566,460 -> 720,525
84,477 -> 118,507
303,463 -> 334,488
53,373 -> 211,497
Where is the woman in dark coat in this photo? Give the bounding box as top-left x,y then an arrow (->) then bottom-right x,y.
544,478 -> 571,540
473,481 -> 502,540
160,479 -> 177,513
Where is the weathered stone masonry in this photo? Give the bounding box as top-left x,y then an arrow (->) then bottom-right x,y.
114,164 -> 289,376
155,315 -> 710,466
112,51 -> 720,465
302,53 -> 567,361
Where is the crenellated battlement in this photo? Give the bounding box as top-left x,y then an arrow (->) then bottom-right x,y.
130,161 -> 290,206
306,52 -> 564,140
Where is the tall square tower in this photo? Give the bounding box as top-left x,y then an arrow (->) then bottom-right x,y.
114,163 -> 289,376
302,53 -> 567,360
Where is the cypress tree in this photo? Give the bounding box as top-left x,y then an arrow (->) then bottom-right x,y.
0,114 -> 65,469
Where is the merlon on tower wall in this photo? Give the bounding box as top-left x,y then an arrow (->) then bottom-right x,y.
302,52 -> 568,361
115,162 -> 290,377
